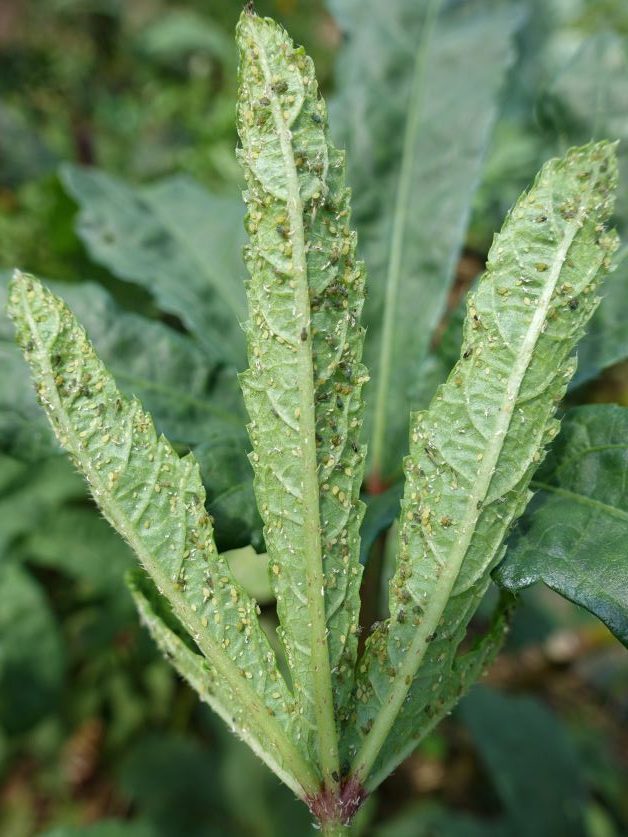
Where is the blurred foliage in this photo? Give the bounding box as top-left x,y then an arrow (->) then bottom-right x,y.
0,0 -> 627,835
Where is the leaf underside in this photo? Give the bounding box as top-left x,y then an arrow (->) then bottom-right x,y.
7,273 -> 316,797
346,142 -> 618,786
236,13 -> 367,759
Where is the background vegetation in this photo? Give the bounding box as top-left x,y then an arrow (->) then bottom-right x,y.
0,1 -> 626,835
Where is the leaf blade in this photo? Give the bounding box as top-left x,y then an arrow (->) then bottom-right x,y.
236,11 -> 367,780
347,142 -> 618,786
8,272 -> 318,796
331,0 -> 522,477
495,404 -> 628,646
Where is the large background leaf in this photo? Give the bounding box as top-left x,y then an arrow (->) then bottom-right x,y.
61,167 -> 247,366
496,404 -> 628,646
329,0 -> 521,478
460,687 -> 588,837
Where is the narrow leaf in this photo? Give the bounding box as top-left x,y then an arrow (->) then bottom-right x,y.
236,11 -> 367,779
7,272 -> 318,796
495,404 -> 628,646
347,142 -> 618,787
330,0 -> 521,478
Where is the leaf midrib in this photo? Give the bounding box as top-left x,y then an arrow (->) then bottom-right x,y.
531,479 -> 628,523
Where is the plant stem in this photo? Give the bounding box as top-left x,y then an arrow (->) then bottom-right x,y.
246,18 -> 341,791
320,821 -> 350,837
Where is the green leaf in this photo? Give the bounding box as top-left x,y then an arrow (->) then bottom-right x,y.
43,823 -> 155,837
236,12 -> 367,778
573,246 -> 628,387
373,804 -> 507,837
461,687 -> 588,837
359,483 -> 403,565
0,454 -> 84,553
347,142 -> 618,788
8,272 -> 318,798
0,563 -> 64,733
61,166 -> 247,365
224,546 -> 274,606
1,276 -> 259,548
330,0 -> 521,478
0,278 -> 245,453
495,404 -> 628,646
24,506 -> 134,590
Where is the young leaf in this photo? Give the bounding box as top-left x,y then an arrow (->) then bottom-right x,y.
346,142 -> 618,787
236,11 -> 367,782
330,0 -> 521,479
7,272 -> 318,797
495,404 -> 628,646
61,166 -> 247,365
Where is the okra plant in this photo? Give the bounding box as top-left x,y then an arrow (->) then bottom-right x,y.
7,9 -> 619,835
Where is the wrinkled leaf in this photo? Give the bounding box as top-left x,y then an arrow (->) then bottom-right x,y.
237,12 -> 367,765
8,273 -> 317,797
347,143 -> 618,787
496,404 -> 628,646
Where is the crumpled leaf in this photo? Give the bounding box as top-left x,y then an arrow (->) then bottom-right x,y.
8,273 -> 317,797
236,12 -> 367,766
346,142 -> 618,788
495,404 -> 628,646
330,0 -> 522,478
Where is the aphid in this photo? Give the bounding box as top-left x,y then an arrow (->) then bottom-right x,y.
300,327 -> 308,341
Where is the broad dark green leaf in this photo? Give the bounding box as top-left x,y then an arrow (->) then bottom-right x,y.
23,506 -> 133,590
359,483 -> 403,565
374,804 -> 507,837
461,687 -> 587,837
61,166 -> 247,365
0,454 -> 84,553
0,563 -> 64,733
495,404 -> 628,646
330,0 -> 521,478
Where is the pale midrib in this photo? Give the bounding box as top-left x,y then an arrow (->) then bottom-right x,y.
19,289 -> 318,800
370,0 -> 443,476
249,24 -> 340,789
352,198 -> 589,784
